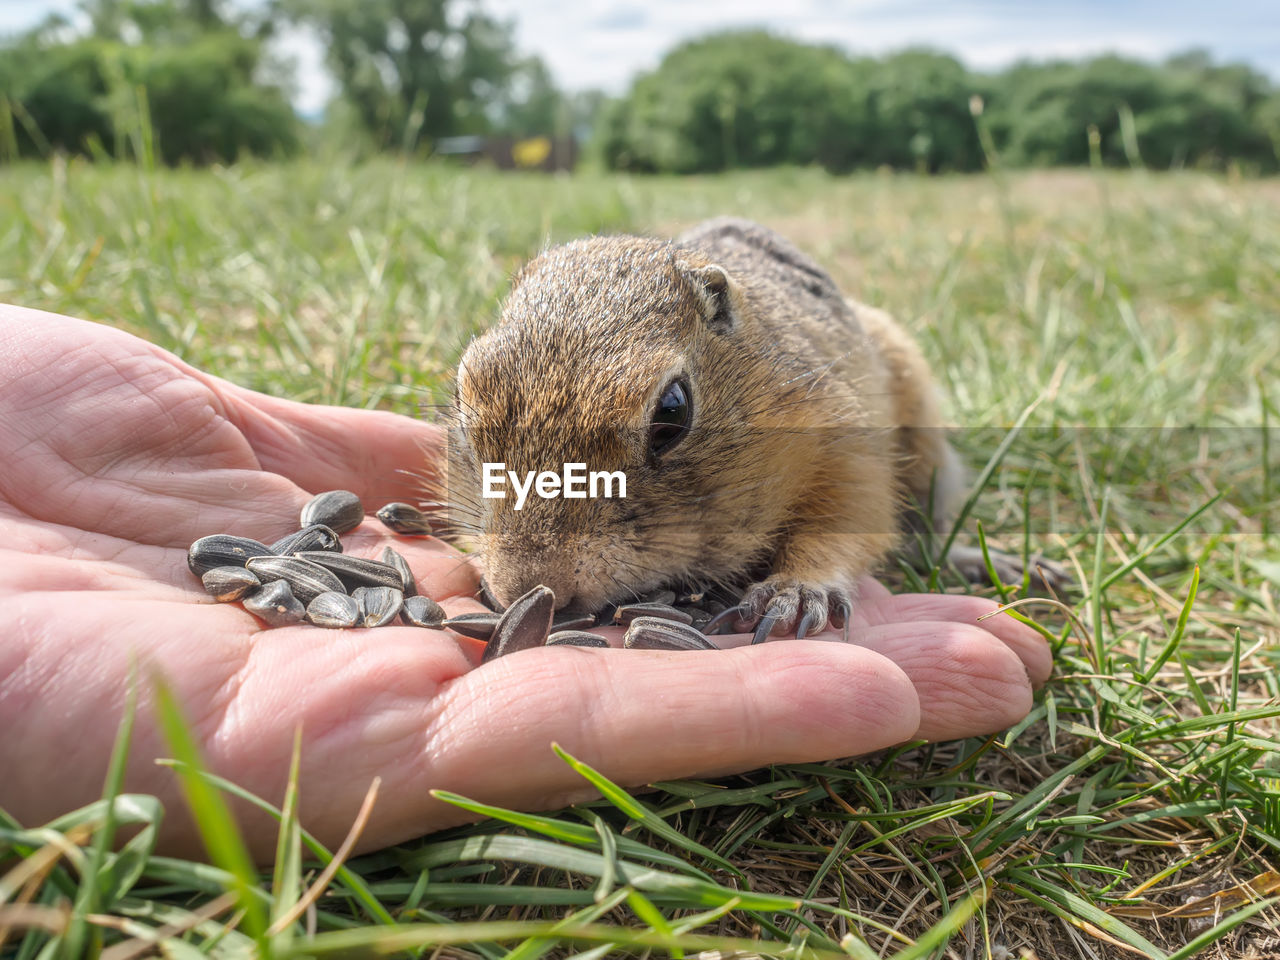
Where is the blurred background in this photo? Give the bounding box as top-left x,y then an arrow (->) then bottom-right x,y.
1,0 -> 1278,172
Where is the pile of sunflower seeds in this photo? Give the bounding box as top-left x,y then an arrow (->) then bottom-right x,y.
188,490 -> 733,659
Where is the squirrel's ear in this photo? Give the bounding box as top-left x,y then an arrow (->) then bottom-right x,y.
680,261 -> 740,334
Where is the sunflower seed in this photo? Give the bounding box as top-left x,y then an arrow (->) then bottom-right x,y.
272,523 -> 343,556
400,595 -> 446,628
307,591 -> 361,628
201,565 -> 261,602
623,617 -> 719,651
295,552 -> 403,590
375,501 -> 434,535
379,546 -> 418,596
187,534 -> 274,576
482,585 -> 555,663
246,556 -> 346,604
300,490 -> 364,534
441,611 -> 502,641
551,614 -> 596,631
243,580 -> 306,626
681,607 -> 713,628
614,602 -> 695,626
353,585 -> 403,627
546,630 -> 609,648
641,589 -> 677,606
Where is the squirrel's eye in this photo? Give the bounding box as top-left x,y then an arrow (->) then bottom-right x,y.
649,379 -> 691,456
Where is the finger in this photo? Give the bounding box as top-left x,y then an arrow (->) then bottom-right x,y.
219,385 -> 445,507
839,620 -> 1034,741
875,594 -> 1052,687
0,308 -> 439,546
0,310 -> 310,546
714,620 -> 1034,743
849,578 -> 1052,686
414,642 -> 921,835
154,638 -> 920,856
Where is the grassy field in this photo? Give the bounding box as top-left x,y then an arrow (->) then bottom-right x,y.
2,158 -> 1279,959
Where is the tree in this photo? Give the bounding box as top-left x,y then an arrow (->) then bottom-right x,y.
0,0 -> 298,164
278,0 -> 527,147
985,53 -> 1276,171
600,33 -> 983,174
602,31 -> 875,173
1,41 -> 113,158
864,50 -> 984,172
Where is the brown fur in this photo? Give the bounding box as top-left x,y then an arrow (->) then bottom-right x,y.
444,218 -> 964,630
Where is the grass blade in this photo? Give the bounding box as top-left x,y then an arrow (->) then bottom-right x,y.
551,744 -> 741,876
152,676 -> 267,942
1139,565 -> 1199,682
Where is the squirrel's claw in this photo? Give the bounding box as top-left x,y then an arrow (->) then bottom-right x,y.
701,582 -> 856,641
795,609 -> 821,640
741,578 -> 839,642
752,614 -> 781,645
830,588 -> 853,643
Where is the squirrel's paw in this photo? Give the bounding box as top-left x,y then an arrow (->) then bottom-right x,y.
738,577 -> 854,645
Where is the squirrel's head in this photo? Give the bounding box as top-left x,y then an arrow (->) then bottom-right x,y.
444,235 -> 784,613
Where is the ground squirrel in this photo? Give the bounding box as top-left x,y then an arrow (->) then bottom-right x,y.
445,218 -> 1041,641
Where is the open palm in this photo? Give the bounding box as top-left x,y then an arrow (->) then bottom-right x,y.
0,304 -> 1050,859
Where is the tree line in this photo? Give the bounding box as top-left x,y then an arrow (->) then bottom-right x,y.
2,0 -> 1278,173
0,0 -> 576,164
600,33 -> 1280,173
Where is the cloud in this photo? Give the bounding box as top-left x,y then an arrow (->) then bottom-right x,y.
0,0 -> 79,36
589,5 -> 649,31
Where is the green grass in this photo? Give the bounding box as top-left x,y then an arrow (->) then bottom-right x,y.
2,157 -> 1279,959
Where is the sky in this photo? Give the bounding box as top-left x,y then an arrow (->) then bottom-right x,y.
3,0 -> 1278,115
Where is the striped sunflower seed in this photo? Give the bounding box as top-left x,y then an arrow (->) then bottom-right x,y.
272,523 -> 343,556
482,585 -> 555,663
623,617 -> 719,651
681,607 -> 713,628
375,501 -> 434,535
400,595 -> 446,628
300,490 -> 364,534
614,602 -> 695,626
379,546 -> 418,596
353,585 -> 403,627
546,630 -> 609,648
246,556 -> 346,604
187,534 -> 274,576
307,591 -> 361,628
441,611 -> 502,641
295,552 -> 403,591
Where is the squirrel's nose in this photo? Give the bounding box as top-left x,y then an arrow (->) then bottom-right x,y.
484,571 -> 577,613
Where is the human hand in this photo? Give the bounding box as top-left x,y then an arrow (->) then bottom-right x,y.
0,305 -> 1051,860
